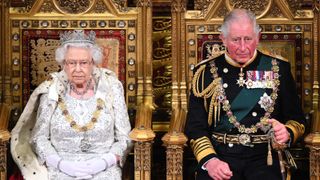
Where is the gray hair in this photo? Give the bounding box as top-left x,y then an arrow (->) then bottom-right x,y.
221,9 -> 261,37
55,42 -> 103,65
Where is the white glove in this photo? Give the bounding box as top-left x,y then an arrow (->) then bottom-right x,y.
102,153 -> 117,168
85,153 -> 117,175
59,160 -> 93,177
75,175 -> 94,180
45,154 -> 62,169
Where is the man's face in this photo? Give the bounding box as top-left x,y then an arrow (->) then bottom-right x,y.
220,19 -> 260,63
64,47 -> 94,86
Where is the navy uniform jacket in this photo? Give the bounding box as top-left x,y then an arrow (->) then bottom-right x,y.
185,50 -> 306,168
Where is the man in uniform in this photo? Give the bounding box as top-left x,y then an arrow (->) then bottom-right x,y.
185,9 -> 305,180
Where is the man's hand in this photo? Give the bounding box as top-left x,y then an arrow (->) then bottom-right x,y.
268,119 -> 290,144
205,158 -> 233,180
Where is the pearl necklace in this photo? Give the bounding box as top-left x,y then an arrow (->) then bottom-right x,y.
211,58 -> 280,134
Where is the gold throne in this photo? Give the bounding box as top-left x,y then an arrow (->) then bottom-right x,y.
0,0 -> 149,179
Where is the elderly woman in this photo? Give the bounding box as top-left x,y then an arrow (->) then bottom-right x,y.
10,30 -> 132,180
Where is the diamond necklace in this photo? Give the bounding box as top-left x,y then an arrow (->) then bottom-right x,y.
70,78 -> 92,96
211,58 -> 280,134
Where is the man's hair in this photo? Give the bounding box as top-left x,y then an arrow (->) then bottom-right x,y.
221,9 -> 261,37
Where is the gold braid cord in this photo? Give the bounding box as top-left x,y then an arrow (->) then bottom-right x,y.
192,64 -> 222,126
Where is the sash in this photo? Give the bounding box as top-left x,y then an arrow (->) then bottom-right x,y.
215,55 -> 272,132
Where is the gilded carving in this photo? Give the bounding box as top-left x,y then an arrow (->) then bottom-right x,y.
143,142 -> 152,170
30,39 -> 61,86
166,145 -> 184,176
266,5 -> 284,18
309,146 -> 320,176
226,0 -> 272,18
194,0 -> 213,11
171,0 -> 187,13
93,0 -> 108,13
286,0 -> 303,17
134,142 -> 142,170
214,5 -> 229,18
134,142 -> 152,171
40,0 -> 55,13
314,0 -> 320,13
205,43 -> 225,59
112,0 -> 127,11
153,18 -> 172,109
10,0 -> 36,13
136,0 -> 152,7
153,39 -> 171,60
0,141 -> 7,172
153,19 -> 171,31
53,0 -> 95,14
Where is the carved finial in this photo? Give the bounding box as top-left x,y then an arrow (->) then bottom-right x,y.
59,30 -> 96,45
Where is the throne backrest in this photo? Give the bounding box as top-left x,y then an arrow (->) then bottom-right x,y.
185,2 -> 314,119
7,0 -> 139,121
20,29 -> 128,105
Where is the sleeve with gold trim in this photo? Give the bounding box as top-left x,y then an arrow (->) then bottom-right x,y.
275,57 -> 306,145
185,59 -> 218,168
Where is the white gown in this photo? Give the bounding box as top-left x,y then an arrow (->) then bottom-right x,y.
11,67 -> 132,180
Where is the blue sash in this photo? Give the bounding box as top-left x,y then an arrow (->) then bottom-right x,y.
214,56 -> 272,132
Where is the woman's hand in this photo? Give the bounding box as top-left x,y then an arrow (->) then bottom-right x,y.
85,158 -> 107,174
85,153 -> 117,175
205,158 -> 233,180
59,160 -> 93,177
46,155 -> 93,178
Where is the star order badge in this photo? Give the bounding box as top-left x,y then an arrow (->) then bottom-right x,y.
258,93 -> 273,111
237,69 -> 246,87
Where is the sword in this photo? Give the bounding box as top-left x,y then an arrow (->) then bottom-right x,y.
269,129 -> 287,180
277,150 -> 286,180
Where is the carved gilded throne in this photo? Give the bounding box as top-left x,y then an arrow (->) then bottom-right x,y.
0,0 -> 156,179
163,0 -> 320,180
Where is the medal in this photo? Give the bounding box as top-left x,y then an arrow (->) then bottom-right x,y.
237,67 -> 246,87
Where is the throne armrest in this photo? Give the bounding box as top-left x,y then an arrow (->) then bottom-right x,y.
0,103 -> 11,180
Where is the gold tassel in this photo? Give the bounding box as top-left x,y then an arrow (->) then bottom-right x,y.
217,103 -> 220,123
267,138 -> 273,166
214,104 -> 217,127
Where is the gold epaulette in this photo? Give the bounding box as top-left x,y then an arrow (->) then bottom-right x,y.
285,120 -> 305,144
190,136 -> 216,162
191,59 -> 222,127
258,49 -> 289,62
194,57 -> 217,68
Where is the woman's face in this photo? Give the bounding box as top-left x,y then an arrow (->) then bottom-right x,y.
64,46 -> 94,86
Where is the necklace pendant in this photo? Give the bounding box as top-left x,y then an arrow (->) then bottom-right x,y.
80,136 -> 91,152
